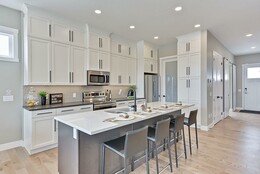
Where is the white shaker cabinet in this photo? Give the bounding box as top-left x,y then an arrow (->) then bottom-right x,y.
28,16 -> 51,40
88,32 -> 110,52
51,42 -> 70,85
70,27 -> 85,47
51,22 -> 70,44
87,49 -> 110,71
27,37 -> 51,85
70,46 -> 86,85
128,58 -> 137,85
144,59 -> 158,74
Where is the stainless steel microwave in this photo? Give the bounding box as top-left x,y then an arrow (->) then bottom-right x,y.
87,70 -> 110,86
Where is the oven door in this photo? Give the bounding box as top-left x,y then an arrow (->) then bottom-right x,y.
87,71 -> 110,85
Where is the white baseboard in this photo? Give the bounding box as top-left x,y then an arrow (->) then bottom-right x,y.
0,140 -> 24,152
200,122 -> 214,131
235,107 -> 243,111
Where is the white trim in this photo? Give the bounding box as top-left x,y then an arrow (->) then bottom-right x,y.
0,0 -> 23,11
200,125 -> 209,131
159,55 -> 177,60
0,140 -> 23,152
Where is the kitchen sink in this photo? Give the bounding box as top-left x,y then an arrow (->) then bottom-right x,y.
105,107 -> 130,114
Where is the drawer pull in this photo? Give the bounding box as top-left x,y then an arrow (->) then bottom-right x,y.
80,107 -> 92,110
37,112 -> 53,115
61,109 -> 74,112
118,103 -> 126,105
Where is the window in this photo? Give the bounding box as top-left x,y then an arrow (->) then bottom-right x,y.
247,67 -> 260,79
0,25 -> 19,62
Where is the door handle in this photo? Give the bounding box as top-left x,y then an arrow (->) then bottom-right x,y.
245,88 -> 248,94
163,95 -> 166,98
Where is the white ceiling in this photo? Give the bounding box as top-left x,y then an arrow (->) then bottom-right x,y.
2,0 -> 260,56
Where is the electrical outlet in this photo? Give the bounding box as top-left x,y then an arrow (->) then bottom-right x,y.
3,95 -> 14,102
73,93 -> 77,98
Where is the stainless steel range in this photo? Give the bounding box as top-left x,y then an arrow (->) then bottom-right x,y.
82,91 -> 116,110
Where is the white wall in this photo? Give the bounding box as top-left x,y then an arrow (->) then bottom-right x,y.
0,5 -> 23,144
234,53 -> 260,108
158,40 -> 177,58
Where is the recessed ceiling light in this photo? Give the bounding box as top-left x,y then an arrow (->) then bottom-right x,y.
175,6 -> 182,12
251,46 -> 256,49
246,34 -> 253,37
154,36 -> 159,39
129,26 -> 135,29
194,24 -> 201,28
95,10 -> 102,14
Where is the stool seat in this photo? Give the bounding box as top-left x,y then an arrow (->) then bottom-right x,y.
104,136 -> 126,157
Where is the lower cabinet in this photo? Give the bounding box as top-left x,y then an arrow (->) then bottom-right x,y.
24,105 -> 93,155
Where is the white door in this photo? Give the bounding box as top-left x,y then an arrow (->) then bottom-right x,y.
110,55 -> 119,85
51,22 -> 70,44
52,42 -> 70,85
28,37 -> 51,85
71,47 -> 86,85
177,54 -> 189,78
213,51 -> 224,125
160,57 -> 178,102
224,59 -> 230,117
189,53 -> 201,77
177,78 -> 189,102
99,51 -> 110,71
189,77 -> 201,101
88,49 -> 99,70
99,36 -> 110,52
28,16 -> 51,40
243,64 -> 260,111
88,32 -> 99,50
128,58 -> 137,85
70,27 -> 85,47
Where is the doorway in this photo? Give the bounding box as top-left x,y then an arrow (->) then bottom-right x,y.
242,63 -> 260,111
160,56 -> 178,102
213,51 -> 224,125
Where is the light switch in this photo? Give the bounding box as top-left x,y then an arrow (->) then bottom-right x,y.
3,95 -> 14,102
73,93 -> 76,98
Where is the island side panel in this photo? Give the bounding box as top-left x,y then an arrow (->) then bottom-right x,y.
58,122 -> 79,174
79,125 -> 133,174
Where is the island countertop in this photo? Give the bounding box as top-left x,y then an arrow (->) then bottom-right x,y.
54,102 -> 193,135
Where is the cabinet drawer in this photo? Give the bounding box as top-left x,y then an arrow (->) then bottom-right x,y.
56,107 -> 77,115
75,105 -> 93,112
32,109 -> 56,117
116,101 -> 129,107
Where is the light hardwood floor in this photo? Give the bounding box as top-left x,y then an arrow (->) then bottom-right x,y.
0,112 -> 260,174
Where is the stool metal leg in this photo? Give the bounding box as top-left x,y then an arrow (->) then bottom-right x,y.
131,156 -> 134,171
102,144 -> 106,174
188,126 -> 192,155
147,141 -> 150,160
154,142 -> 159,174
145,149 -> 150,174
167,138 -> 173,172
182,128 -> 187,159
195,122 -> 199,149
124,158 -> 128,174
173,132 -> 178,168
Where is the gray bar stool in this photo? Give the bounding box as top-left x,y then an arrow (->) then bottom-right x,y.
102,126 -> 149,174
169,113 -> 187,168
147,118 -> 173,174
184,109 -> 198,155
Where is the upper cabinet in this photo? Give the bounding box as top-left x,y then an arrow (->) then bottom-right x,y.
111,40 -> 136,58
144,44 -> 158,59
28,16 -> 85,47
177,32 -> 201,55
87,31 -> 110,52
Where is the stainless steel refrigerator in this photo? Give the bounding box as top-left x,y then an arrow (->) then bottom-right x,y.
144,74 -> 159,102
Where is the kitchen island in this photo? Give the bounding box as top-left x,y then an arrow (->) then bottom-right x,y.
54,102 -> 193,174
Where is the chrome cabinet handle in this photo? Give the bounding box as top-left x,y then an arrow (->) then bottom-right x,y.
72,31 -> 74,42
54,120 -> 57,132
61,109 -> 74,112
72,72 -> 74,83
80,107 -> 92,110
129,47 -> 131,55
49,70 -> 52,83
49,24 -> 52,37
69,30 -> 71,42
129,76 -> 131,84
101,60 -> 103,69
37,112 -> 53,116
69,72 -> 71,83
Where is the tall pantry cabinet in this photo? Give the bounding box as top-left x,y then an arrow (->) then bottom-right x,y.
177,31 -> 201,126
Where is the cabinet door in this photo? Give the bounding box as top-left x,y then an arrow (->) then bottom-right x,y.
88,49 -> 99,70
32,116 -> 56,149
51,22 -> 70,44
177,54 -> 189,78
177,78 -> 189,102
111,41 -> 118,54
144,59 -> 151,73
190,39 -> 200,53
28,16 -> 51,40
150,60 -> 158,74
177,41 -> 187,55
99,51 -> 110,71
71,27 -> 85,47
52,42 -> 70,85
28,38 -> 51,85
144,45 -> 151,58
128,45 -> 136,58
71,47 -> 86,85
118,57 -> 128,85
189,77 -> 201,101
189,53 -> 201,77
88,32 -> 99,50
128,58 -> 137,85
99,36 -> 110,52
110,55 -> 119,85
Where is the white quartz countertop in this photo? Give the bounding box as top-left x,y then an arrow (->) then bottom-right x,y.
54,102 -> 193,135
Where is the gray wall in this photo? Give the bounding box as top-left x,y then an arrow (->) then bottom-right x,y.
234,53 -> 260,108
203,31 -> 234,126
158,40 -> 177,57
0,5 -> 23,144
